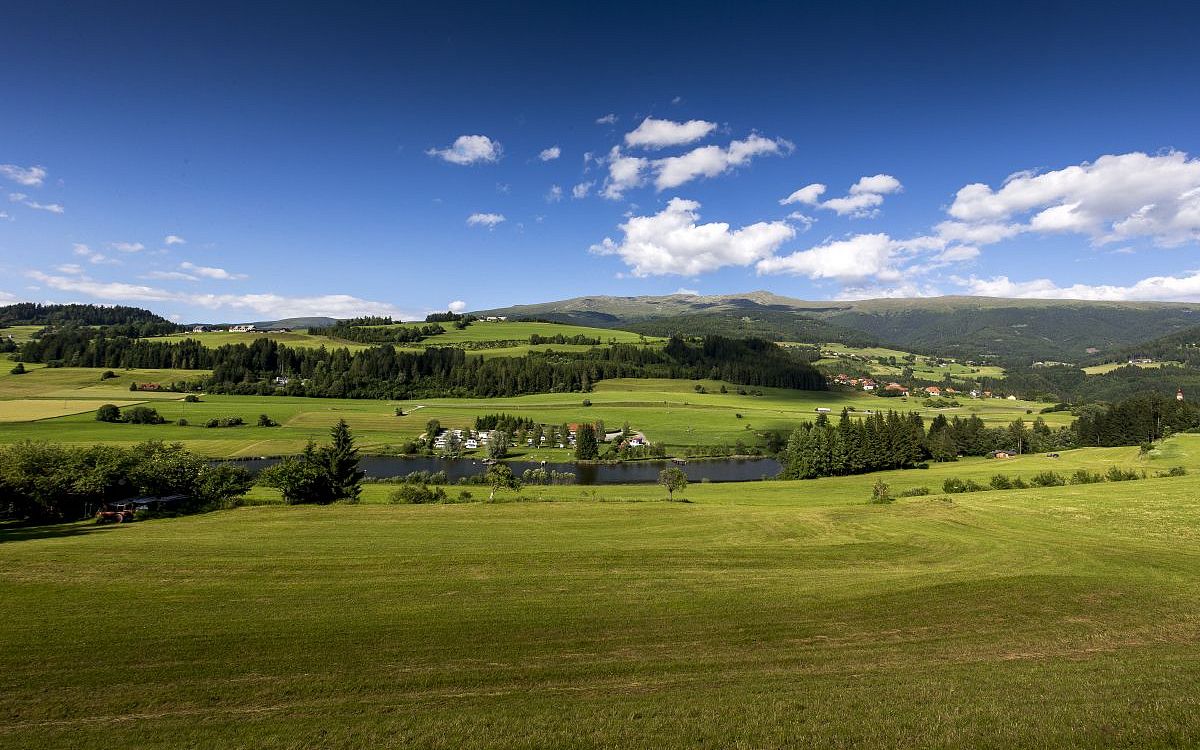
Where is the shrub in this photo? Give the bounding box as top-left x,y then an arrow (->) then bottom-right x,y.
184,394 -> 200,403
458,490 -> 473,502
389,484 -> 446,504
9,362 -> 26,375
1158,466 -> 1188,477
205,416 -> 246,428
943,477 -> 987,494
1069,469 -> 1104,485
100,370 -> 117,380
898,486 -> 931,497
124,406 -> 165,424
870,479 -> 892,504
1105,466 -> 1142,482
95,403 -> 122,422
257,414 -> 279,427
1030,471 -> 1065,487
177,418 -> 189,426
582,399 -> 593,407
989,474 -> 1013,490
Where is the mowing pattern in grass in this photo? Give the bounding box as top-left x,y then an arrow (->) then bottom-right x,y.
3,451 -> 1200,748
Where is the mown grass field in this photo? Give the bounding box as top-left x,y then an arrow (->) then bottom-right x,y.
156,329 -> 375,352
2,437 -> 1199,748
1081,360 -> 1180,375
814,342 -> 1007,381
0,369 -> 1068,458
0,325 -> 45,344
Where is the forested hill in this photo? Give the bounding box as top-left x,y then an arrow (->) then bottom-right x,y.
476,293 -> 1200,363
0,303 -> 176,328
1093,325 -> 1200,368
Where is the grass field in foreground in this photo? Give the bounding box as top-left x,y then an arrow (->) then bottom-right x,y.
0,372 -> 1069,458
2,440 -> 1199,748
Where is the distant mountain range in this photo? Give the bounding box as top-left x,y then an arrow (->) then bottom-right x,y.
475,292 -> 1200,363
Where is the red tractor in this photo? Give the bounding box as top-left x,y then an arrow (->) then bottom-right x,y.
95,501 -> 137,524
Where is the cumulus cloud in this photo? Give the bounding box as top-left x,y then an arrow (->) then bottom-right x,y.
467,212 -> 506,228
600,147 -> 648,200
572,181 -> 593,199
72,243 -> 118,265
144,270 -> 198,281
538,146 -> 561,161
448,300 -> 467,313
545,185 -> 563,202
946,151 -> 1200,246
595,113 -> 618,125
8,192 -> 64,214
652,134 -> 791,191
180,261 -> 247,280
0,164 -> 47,187
780,174 -> 902,218
55,263 -> 84,275
164,234 -> 186,245
590,197 -> 795,276
426,135 -> 502,165
756,233 -> 905,282
674,287 -> 699,295
624,117 -> 717,150
109,241 -> 145,253
957,271 -> 1200,302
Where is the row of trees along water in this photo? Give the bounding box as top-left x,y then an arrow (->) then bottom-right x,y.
16,329 -> 826,398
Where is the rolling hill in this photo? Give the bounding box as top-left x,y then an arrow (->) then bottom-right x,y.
476,293 -> 1200,363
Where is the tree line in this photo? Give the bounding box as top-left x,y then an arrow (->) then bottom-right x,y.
781,410 -> 1076,480
17,329 -> 827,399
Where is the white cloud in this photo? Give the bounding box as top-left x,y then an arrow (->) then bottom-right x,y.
850,174 -> 903,195
946,151 -> 1200,246
590,197 -> 795,276
538,146 -> 561,161
934,220 -> 1023,245
27,270 -> 413,318
572,181 -> 593,199
55,263 -> 84,275
756,233 -> 905,282
426,135 -> 502,165
467,212 -> 506,228
164,234 -> 186,245
674,287 -> 699,296
0,290 -> 23,304
652,134 -> 791,191
957,271 -> 1200,302
109,241 -> 145,253
448,300 -> 467,313
786,211 -> 816,232
180,261 -> 247,280
0,164 -> 47,187
72,243 -> 118,265
545,185 -> 563,203
8,192 -> 64,214
600,147 -> 649,200
144,270 -> 199,281
0,211 -> 10,221
780,184 -> 826,206
595,113 -> 618,125
780,174 -> 902,218
624,117 -> 717,150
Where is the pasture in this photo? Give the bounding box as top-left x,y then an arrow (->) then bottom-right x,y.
156,329 -> 373,352
2,437 -> 1199,748
815,342 -> 1007,381
1081,360 -> 1180,375
0,371 -> 1069,458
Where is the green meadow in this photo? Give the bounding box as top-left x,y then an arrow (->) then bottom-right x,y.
3,436 -> 1199,748
0,367 -> 1067,458
814,342 -> 1007,381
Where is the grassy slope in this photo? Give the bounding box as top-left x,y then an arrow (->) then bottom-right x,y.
0,373 -> 1068,458
2,437 -> 1199,748
814,342 -> 1007,380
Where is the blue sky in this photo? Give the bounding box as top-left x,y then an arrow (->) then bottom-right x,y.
3,1 -> 1200,321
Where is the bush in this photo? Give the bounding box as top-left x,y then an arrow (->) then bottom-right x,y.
582,399 -> 592,407
95,403 -> 122,422
177,418 -> 189,426
898,486 -> 931,497
1158,466 -> 1188,477
942,477 -> 987,494
458,490 -> 473,502
9,362 -> 26,375
184,394 -> 200,403
870,479 -> 892,504
1105,466 -> 1142,482
1030,471 -> 1065,487
389,484 -> 446,504
990,474 -> 1013,490
257,414 -> 279,427
205,416 -> 246,428
124,406 -> 165,424
100,370 -> 117,380
1069,469 -> 1104,485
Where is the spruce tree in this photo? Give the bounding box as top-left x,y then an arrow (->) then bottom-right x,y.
324,419 -> 365,502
